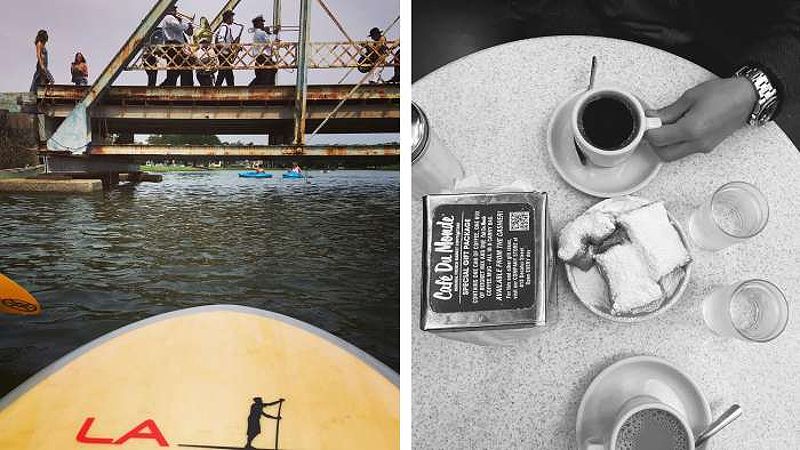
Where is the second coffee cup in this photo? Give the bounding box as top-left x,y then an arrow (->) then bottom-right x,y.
585,395 -> 694,450
572,88 -> 662,168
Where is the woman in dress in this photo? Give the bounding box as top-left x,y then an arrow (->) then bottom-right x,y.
30,30 -> 55,92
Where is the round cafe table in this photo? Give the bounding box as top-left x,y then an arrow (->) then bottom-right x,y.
412,36 -> 800,449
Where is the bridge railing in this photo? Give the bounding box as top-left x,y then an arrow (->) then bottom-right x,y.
127,40 -> 400,71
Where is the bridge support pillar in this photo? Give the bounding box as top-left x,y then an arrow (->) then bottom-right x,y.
37,114 -> 56,145
100,172 -> 120,190
293,0 -> 311,145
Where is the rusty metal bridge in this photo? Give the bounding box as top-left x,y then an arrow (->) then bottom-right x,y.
34,0 -> 399,182
37,84 -> 399,150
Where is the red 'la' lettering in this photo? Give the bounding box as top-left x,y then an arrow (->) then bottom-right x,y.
115,419 -> 169,446
76,418 -> 114,444
75,417 -> 169,446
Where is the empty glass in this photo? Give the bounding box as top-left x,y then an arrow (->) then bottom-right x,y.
703,279 -> 788,342
687,181 -> 769,251
412,101 -> 465,200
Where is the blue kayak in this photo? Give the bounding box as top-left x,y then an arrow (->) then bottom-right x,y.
282,171 -> 305,179
239,171 -> 273,178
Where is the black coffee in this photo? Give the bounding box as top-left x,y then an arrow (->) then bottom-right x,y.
578,95 -> 638,150
615,408 -> 690,450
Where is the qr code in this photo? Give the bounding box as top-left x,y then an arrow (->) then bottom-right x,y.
509,211 -> 530,232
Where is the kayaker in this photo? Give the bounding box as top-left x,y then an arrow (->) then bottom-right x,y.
290,162 -> 303,174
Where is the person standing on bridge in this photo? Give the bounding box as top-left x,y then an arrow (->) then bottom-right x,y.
249,15 -> 276,87
367,27 -> 389,84
159,4 -> 194,87
194,37 -> 217,87
30,30 -> 54,92
215,10 -> 244,87
70,53 -> 89,86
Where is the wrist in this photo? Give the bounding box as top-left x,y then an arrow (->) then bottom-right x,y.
734,65 -> 780,126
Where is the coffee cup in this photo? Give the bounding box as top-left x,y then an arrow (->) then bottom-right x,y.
571,87 -> 662,168
585,395 -> 694,450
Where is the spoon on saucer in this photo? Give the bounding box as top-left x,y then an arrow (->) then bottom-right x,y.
695,404 -> 742,447
574,56 -> 598,166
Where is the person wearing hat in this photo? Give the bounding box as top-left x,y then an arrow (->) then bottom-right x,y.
215,9 -> 244,87
369,27 -> 384,41
159,3 -> 194,87
366,27 -> 388,84
249,15 -> 277,86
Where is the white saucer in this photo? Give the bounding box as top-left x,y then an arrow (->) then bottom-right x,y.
546,90 -> 663,198
565,196 -> 693,322
576,355 -> 711,449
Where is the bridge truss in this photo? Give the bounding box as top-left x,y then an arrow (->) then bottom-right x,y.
41,0 -> 400,168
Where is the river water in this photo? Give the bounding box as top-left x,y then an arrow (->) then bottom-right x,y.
0,170 -> 399,396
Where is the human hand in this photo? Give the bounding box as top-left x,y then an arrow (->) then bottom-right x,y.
645,78 -> 757,162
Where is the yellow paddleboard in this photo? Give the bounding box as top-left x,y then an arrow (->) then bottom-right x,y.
0,305 -> 398,449
0,273 -> 41,316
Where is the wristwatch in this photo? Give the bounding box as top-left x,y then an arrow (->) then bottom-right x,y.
734,65 -> 780,126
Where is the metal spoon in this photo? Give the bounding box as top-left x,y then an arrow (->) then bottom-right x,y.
573,56 -> 598,166
695,404 -> 742,448
588,56 -> 598,91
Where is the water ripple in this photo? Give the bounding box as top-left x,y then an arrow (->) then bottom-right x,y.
0,170 -> 399,395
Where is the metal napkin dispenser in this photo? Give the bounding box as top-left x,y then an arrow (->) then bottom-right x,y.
420,191 -> 557,345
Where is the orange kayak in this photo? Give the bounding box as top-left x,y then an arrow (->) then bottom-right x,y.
0,273 -> 41,316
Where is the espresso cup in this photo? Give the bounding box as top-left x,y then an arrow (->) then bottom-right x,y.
585,395 -> 694,450
571,88 -> 662,168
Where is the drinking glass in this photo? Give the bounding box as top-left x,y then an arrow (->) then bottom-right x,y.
687,181 -> 769,251
703,279 -> 788,342
412,101 -> 465,200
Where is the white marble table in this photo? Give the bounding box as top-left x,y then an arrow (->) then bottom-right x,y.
412,36 -> 800,449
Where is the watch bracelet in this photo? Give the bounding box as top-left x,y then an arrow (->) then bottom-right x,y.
735,64 -> 780,126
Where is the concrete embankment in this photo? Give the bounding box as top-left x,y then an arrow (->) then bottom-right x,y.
0,95 -> 97,193
0,178 -> 102,193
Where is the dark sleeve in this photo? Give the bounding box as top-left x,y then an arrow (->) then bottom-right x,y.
736,0 -> 800,124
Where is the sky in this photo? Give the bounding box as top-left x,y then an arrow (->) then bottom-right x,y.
0,0 -> 399,144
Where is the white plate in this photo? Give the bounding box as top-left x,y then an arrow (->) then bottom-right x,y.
565,196 -> 693,322
576,355 -> 712,450
546,90 -> 663,198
